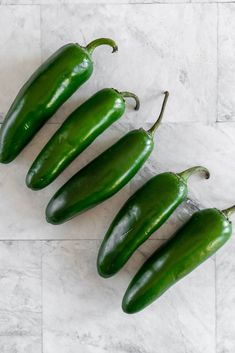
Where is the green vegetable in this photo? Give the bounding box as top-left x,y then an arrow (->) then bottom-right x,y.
26,88 -> 139,190
0,38 -> 117,163
97,166 -> 210,278
46,91 -> 169,225
122,205 -> 235,314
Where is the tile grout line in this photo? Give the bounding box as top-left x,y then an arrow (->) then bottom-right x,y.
40,8 -> 43,353
215,253 -> 218,353
41,241 -> 44,353
0,2 -> 235,5
0,238 -> 165,241
1,121 -> 235,126
215,4 -> 218,351
40,4 -> 42,65
216,3 -> 219,123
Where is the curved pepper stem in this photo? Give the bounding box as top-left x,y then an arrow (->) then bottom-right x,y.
222,205 -> 235,220
177,166 -> 210,183
86,38 -> 118,55
148,91 -> 169,136
120,92 -> 140,111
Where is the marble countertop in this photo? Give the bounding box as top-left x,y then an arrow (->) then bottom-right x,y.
0,1 -> 235,352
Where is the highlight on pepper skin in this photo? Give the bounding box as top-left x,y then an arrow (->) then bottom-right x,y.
45,92 -> 169,225
97,166 -> 210,278
26,88 -> 140,191
0,38 -> 118,164
122,205 -> 235,314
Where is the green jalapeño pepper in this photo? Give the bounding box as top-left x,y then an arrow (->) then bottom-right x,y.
26,88 -> 140,190
46,91 -> 169,225
0,38 -> 117,163
122,205 -> 235,314
97,166 -> 210,278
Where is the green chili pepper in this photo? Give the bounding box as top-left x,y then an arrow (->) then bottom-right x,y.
0,38 -> 117,163
46,91 -> 169,225
26,88 -> 139,190
97,166 -> 210,278
122,204 -> 235,314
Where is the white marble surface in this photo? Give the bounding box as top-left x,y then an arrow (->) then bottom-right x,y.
43,240 -> 215,353
216,239 -> 235,353
0,5 -> 40,121
40,3 -> 217,125
0,1 -> 235,353
218,3 -> 235,121
0,241 -> 42,351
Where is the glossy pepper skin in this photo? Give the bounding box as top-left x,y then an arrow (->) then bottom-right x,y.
122,205 -> 235,314
0,38 -> 118,163
97,166 -> 210,278
46,91 -> 169,225
26,88 -> 140,190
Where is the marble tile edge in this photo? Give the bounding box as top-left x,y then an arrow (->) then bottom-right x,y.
0,238 -> 167,241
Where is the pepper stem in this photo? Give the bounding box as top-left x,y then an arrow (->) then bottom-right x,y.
222,205 -> 235,220
177,166 -> 210,182
86,38 -> 118,55
148,91 -> 169,135
120,91 -> 140,111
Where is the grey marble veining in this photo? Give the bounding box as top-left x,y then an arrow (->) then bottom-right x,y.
0,337 -> 41,353
218,3 -> 235,122
216,238 -> 235,353
1,122 -> 235,240
40,3 -> 217,125
43,240 -> 215,353
132,122 -> 235,209
0,1 -> 205,5
2,1 -> 235,4
0,123 -> 131,239
0,1 -> 235,352
131,121 -> 235,239
0,241 -> 42,351
0,5 -> 41,123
